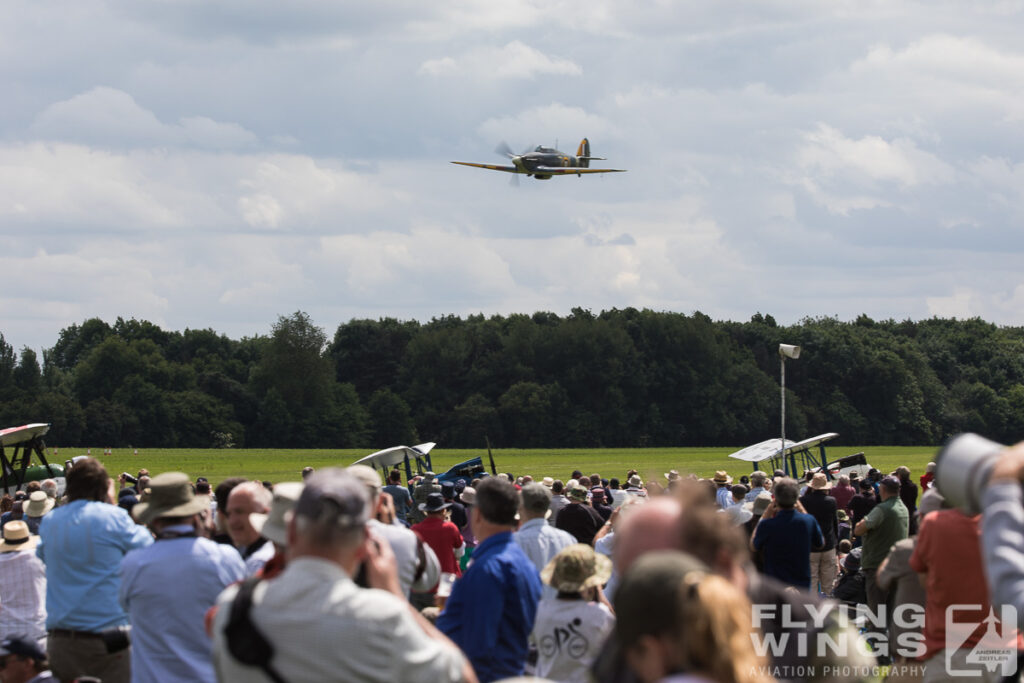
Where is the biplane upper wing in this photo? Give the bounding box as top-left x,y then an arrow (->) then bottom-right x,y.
451,161 -> 519,173
533,166 -> 627,174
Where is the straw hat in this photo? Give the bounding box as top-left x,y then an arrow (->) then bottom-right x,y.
712,470 -> 732,485
744,492 -> 773,516
541,544 -> 612,593
250,482 -> 304,547
0,520 -> 38,553
541,477 -> 554,488
25,491 -> 54,518
627,475 -> 644,488
132,472 -> 210,525
808,472 -> 831,490
460,486 -> 477,505
664,469 -> 681,481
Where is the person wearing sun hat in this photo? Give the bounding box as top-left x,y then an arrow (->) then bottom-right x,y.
556,485 -> 604,546
120,472 -> 246,683
532,544 -> 615,682
712,470 -> 734,509
413,491 -> 465,591
799,472 -> 839,595
0,521 -> 47,648
23,492 -> 54,535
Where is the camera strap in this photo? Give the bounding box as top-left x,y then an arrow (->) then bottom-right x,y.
224,577 -> 288,683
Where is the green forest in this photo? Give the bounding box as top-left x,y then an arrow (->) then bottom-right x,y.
2,309 -> 1023,449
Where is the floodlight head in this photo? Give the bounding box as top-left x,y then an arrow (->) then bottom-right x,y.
779,344 -> 801,359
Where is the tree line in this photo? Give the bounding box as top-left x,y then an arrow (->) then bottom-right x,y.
1,309 -> 1022,449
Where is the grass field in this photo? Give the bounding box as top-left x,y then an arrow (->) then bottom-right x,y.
50,444 -> 944,486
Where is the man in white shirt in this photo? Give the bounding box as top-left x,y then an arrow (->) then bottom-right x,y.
225,482 -> 274,575
515,483 -> 576,600
0,521 -> 47,648
212,468 -> 474,683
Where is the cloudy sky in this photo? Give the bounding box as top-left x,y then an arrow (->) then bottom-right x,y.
4,1 -> 1024,351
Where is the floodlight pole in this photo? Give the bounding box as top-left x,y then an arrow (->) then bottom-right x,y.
779,344 -> 801,476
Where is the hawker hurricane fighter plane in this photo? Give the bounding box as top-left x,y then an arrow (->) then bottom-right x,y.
452,138 -> 626,180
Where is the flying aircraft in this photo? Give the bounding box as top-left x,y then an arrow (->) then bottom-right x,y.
451,138 -> 626,180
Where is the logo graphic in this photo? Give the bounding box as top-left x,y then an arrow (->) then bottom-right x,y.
945,605 -> 1017,677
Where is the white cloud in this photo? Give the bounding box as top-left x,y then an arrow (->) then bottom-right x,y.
419,41 -> 582,80
30,87 -> 258,149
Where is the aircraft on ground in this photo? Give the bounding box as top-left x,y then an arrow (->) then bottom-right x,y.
451,138 -> 626,180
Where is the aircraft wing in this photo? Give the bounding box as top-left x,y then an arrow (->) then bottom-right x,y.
533,166 -> 627,174
451,161 -> 519,173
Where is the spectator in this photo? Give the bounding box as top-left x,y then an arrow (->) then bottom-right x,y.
40,479 -> 58,501
894,466 -> 919,534
911,498 -> 1001,680
413,492 -> 464,584
0,521 -> 47,647
0,635 -> 53,683
556,486 -> 605,546
744,471 -> 769,502
713,471 -> 733,508
248,482 -> 304,580
301,466 -> 314,480
212,477 -> 246,545
459,486 -> 477,571
348,466 -> 441,600
514,483 -> 576,600
225,481 -> 274,575
590,488 -> 613,521
750,477 -> 824,590
982,442 -> 1024,630
120,472 -> 246,683
848,479 -> 878,531
36,457 -> 152,683
549,480 -> 568,524
830,474 -> 856,514
212,468 -> 473,682
382,469 -> 413,525
799,473 -> 839,595
441,481 -> 467,531
614,551 -> 771,683
533,544 -> 615,683
23,492 -> 53,535
1,500 -> 24,531
437,476 -> 542,682
876,536 -> 925,663
410,472 -> 441,525
854,476 -> 908,648
919,462 -> 935,492
608,478 -> 627,508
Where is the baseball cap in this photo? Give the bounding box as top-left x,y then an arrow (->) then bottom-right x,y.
0,635 -> 46,661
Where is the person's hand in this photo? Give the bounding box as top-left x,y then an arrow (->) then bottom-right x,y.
794,501 -> 808,514
106,477 -> 117,505
362,528 -> 402,597
990,442 -> 1024,485
760,500 -> 777,520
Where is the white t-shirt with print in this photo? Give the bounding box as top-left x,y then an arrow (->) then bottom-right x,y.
532,597 -> 615,683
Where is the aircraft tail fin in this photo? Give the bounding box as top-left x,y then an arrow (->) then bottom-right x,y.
576,138 -> 590,167
576,137 -> 606,168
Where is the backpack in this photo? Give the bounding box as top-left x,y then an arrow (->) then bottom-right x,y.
224,578 -> 288,683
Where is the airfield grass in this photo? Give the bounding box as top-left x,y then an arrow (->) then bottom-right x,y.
55,444 -> 943,486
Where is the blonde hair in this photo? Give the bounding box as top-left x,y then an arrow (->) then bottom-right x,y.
673,574 -> 773,683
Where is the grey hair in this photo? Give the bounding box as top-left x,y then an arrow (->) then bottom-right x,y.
230,481 -> 273,512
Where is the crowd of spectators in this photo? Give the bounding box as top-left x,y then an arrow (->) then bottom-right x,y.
0,451 -> 1021,683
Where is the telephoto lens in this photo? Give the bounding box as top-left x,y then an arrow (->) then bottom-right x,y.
935,433 -> 1004,515
121,472 -> 138,485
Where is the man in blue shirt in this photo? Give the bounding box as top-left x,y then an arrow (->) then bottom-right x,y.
437,476 -> 542,682
750,477 -> 824,590
36,457 -> 153,683
120,472 -> 246,683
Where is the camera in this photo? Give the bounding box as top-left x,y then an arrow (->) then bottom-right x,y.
120,472 -> 138,485
935,433 -> 1005,515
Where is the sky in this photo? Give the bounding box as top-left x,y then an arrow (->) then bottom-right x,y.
4,1 -> 1024,351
